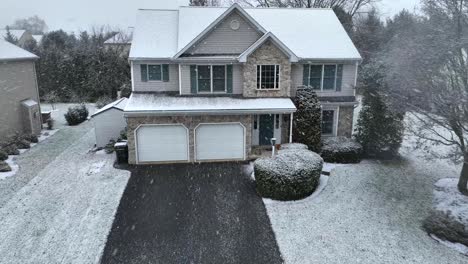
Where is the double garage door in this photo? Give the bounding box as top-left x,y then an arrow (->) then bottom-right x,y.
136,123 -> 245,163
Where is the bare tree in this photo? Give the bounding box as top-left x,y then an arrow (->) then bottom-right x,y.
10,15 -> 47,34
232,0 -> 377,16
190,0 -> 220,6
381,0 -> 468,194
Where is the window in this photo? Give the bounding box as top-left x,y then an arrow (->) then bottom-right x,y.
197,65 -> 226,93
306,64 -> 339,91
257,65 -> 280,89
322,110 -> 335,135
141,64 -> 169,82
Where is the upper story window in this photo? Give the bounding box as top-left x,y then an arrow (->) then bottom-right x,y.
197,65 -> 226,93
304,64 -> 343,91
140,64 -> 169,82
257,65 -> 280,89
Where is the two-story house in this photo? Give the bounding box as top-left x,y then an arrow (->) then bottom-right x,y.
124,4 -> 361,164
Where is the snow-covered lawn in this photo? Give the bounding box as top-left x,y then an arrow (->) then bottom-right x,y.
0,127 -> 130,263
41,103 -> 97,128
263,103 -> 467,263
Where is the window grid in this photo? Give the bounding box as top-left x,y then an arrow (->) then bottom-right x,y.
197,65 -> 226,93
147,64 -> 163,81
257,65 -> 280,89
308,64 -> 338,91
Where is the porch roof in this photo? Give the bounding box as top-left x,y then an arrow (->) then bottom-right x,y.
124,93 -> 296,116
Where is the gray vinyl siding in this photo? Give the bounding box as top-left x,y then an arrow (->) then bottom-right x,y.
132,62 -> 179,92
290,63 -> 357,97
184,11 -> 262,55
179,64 -> 243,95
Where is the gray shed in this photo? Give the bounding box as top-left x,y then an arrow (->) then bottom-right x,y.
91,98 -> 128,148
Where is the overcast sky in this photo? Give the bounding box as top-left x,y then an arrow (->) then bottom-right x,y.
0,0 -> 420,33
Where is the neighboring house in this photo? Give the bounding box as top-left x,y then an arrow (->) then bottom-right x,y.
0,38 -> 41,140
104,28 -> 133,55
91,97 -> 128,148
31,34 -> 43,44
0,29 -> 34,47
125,4 -> 361,164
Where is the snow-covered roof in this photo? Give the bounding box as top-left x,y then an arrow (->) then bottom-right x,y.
32,35 -> 43,43
91,97 -> 128,117
21,99 -> 38,107
130,5 -> 361,61
104,29 -> 133,44
124,93 -> 296,115
0,29 -> 26,40
0,38 -> 38,62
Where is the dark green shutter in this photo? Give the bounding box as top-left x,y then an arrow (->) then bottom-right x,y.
190,65 -> 197,94
162,64 -> 169,82
303,64 -> 310,87
140,64 -> 148,82
336,64 -> 343,91
226,65 -> 233,94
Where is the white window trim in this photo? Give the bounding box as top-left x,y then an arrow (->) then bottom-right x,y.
321,106 -> 339,137
196,65 -> 227,94
146,64 -> 164,82
308,64 -> 339,92
256,64 -> 281,90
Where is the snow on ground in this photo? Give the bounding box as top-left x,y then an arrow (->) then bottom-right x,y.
0,156 -> 19,180
41,103 -> 97,128
264,104 -> 468,263
431,234 -> 468,256
433,178 -> 468,221
0,128 -> 130,264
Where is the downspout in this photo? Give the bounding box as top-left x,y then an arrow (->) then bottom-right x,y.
289,113 -> 294,143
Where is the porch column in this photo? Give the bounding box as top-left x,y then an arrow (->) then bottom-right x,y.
289,113 -> 294,143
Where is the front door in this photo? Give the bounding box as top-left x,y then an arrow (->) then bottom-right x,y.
259,114 -> 274,145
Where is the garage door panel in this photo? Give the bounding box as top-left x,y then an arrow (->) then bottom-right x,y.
137,125 -> 188,163
196,124 -> 245,161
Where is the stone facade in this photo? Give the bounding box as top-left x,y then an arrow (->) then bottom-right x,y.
337,106 -> 354,138
127,115 -> 253,164
243,40 -> 291,98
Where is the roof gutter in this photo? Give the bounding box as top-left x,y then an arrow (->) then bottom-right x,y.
124,108 -> 297,117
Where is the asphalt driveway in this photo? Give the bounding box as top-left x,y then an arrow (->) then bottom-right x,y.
101,163 -> 282,264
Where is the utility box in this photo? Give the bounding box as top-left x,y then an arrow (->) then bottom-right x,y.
114,141 -> 128,164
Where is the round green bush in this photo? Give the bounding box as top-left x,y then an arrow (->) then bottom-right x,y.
64,105 -> 89,126
16,139 -> 31,149
0,161 -> 12,172
4,145 -> 19,155
0,150 -> 8,161
321,137 -> 362,163
255,149 -> 323,201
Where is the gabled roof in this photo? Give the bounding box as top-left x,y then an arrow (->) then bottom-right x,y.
91,97 -> 128,117
0,38 -> 38,62
130,5 -> 361,61
238,32 -> 298,62
0,29 -> 26,40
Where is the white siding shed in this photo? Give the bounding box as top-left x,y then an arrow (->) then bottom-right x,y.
91,98 -> 128,148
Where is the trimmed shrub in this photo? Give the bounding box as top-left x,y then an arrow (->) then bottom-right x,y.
4,145 -> 19,155
292,89 -> 322,153
321,137 -> 362,163
46,118 -> 54,130
0,150 -> 8,161
0,161 -> 11,172
255,149 -> 323,201
16,139 -> 31,149
280,143 -> 308,151
95,96 -> 114,109
118,128 -> 128,141
355,87 -> 404,159
64,105 -> 89,126
24,134 -> 39,143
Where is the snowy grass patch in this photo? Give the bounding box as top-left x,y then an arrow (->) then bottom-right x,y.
430,234 -> 468,256
0,156 -> 19,180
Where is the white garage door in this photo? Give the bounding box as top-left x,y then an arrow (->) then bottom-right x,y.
136,125 -> 189,163
195,123 -> 245,161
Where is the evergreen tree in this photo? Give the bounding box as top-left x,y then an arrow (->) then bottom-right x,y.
292,89 -> 322,153
4,26 -> 18,45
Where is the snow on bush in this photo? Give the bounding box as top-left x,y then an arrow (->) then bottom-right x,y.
321,137 -> 363,164
280,143 -> 308,151
0,150 -> 7,161
423,178 -> 468,247
292,89 -> 322,152
64,104 -> 89,126
254,149 -> 323,201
